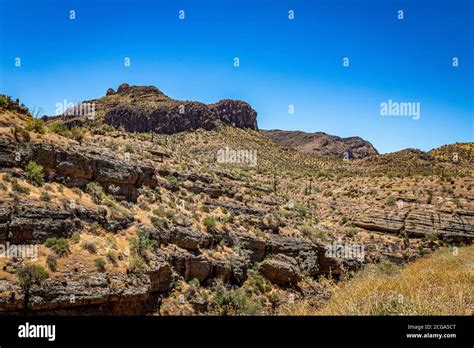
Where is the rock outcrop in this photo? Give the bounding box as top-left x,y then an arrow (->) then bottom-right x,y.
50,83 -> 258,134
355,208 -> 474,242
0,139 -> 157,202
262,129 -> 378,159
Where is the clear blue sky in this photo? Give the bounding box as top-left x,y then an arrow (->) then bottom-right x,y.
0,0 -> 472,153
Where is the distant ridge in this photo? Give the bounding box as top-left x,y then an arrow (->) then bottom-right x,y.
262,129 -> 379,160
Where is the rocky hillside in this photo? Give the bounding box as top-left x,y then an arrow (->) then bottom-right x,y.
45,84 -> 258,134
262,129 -> 379,160
0,92 -> 472,316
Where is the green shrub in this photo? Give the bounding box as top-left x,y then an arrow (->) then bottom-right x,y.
124,144 -> 134,153
345,226 -> 358,237
130,229 -> 156,257
385,195 -> 396,206
94,258 -> 106,272
128,254 -> 146,274
71,126 -> 84,143
211,280 -> 262,315
189,277 -> 200,288
86,182 -> 105,204
44,237 -> 70,257
151,215 -> 168,230
298,224 -> 326,241
25,161 -> 44,186
18,264 -> 49,289
26,118 -> 45,134
48,123 -> 71,137
72,188 -> 83,197
165,175 -> 179,191
202,216 -> 216,231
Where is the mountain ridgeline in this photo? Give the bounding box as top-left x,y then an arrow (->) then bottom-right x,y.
51,83 -> 258,134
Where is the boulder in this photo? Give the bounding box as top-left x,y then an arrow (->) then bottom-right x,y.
258,254 -> 301,285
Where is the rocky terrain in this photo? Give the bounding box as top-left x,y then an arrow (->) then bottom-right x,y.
262,129 -> 379,159
44,83 -> 258,134
0,89 -> 472,316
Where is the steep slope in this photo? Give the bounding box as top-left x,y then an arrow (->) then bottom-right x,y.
0,92 -> 472,316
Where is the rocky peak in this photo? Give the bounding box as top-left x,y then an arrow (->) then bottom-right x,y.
114,83 -> 165,97
56,83 -> 258,134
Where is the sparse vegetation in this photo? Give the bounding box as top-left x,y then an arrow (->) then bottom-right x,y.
44,237 -> 70,257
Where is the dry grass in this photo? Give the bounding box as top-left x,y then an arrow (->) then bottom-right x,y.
316,245 -> 474,315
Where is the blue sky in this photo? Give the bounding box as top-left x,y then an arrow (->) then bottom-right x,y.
0,0 -> 472,153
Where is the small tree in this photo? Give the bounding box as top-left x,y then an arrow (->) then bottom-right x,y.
18,264 -> 49,313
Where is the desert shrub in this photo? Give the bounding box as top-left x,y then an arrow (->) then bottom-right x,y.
71,231 -> 81,244
298,224 -> 326,241
165,175 -> 179,191
345,226 -> 358,237
246,270 -> 270,294
100,124 -> 115,133
18,264 -> 49,289
72,187 -> 83,197
26,118 -> 45,134
294,203 -> 307,217
123,144 -> 134,153
210,280 -> 262,316
453,197 -> 462,208
385,195 -> 396,206
130,229 -> 156,257
1,173 -> 11,182
12,126 -> 31,142
25,161 -> 44,186
81,239 -> 97,254
46,254 -> 57,272
89,222 -> 100,234
189,277 -> 200,288
44,237 -> 70,257
48,123 -> 71,137
106,250 -> 118,266
128,254 -> 146,274
86,182 -> 105,204
11,180 -> 30,194
71,126 -> 84,143
202,216 -> 216,231
151,215 -> 168,230
426,190 -> 433,204
39,191 -> 51,202
94,258 -> 106,272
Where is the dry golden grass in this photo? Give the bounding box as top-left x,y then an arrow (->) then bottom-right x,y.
316,246 -> 474,315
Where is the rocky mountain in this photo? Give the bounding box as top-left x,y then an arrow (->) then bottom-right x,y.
262,129 -> 379,160
0,92 -> 472,316
46,83 -> 258,134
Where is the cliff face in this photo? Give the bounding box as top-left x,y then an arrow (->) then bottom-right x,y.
51,83 -> 258,134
